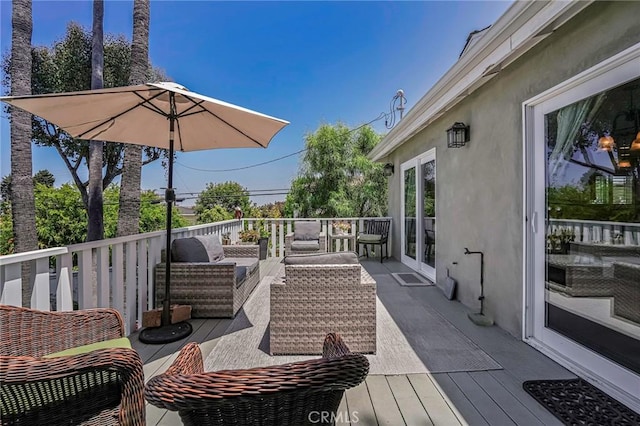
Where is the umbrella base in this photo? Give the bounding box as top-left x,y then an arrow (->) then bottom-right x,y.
138,321 -> 192,344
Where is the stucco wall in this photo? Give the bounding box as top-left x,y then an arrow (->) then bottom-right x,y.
386,1 -> 640,338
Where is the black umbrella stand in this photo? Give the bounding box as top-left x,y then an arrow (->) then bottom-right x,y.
139,93 -> 193,344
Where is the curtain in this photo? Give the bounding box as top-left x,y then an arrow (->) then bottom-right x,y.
548,94 -> 605,183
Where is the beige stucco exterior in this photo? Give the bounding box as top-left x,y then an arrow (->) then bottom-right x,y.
384,1 -> 640,338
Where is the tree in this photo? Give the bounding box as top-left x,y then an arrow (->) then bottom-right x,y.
0,184 -> 188,254
33,169 -> 55,187
194,181 -> 251,221
87,0 -> 104,241
284,123 -> 387,218
104,186 -> 188,237
197,205 -> 233,224
1,170 -> 55,204
2,23 -> 169,212
34,183 -> 88,248
117,0 -> 150,237
9,0 -> 37,305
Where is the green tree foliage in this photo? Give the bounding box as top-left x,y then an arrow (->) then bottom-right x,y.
104,186 -> 188,237
197,205 -> 233,224
1,169 -> 55,203
33,169 -> 55,187
1,22 -> 169,210
194,181 -> 251,221
34,183 -> 87,248
547,180 -> 637,223
0,184 -> 188,255
284,123 -> 387,218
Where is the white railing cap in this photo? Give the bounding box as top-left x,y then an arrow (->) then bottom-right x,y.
0,247 -> 68,266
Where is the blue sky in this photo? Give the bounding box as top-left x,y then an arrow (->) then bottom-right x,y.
1,1 -> 512,205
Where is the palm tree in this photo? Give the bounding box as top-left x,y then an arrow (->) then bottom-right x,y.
10,0 -> 38,306
117,0 -> 149,237
87,0 -> 104,241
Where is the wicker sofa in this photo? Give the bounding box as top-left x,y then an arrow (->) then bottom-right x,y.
155,235 -> 261,318
0,305 -> 145,425
284,220 -> 327,255
270,251 -> 377,355
145,333 -> 369,426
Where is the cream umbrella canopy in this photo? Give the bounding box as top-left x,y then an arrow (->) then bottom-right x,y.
1,82 -> 289,343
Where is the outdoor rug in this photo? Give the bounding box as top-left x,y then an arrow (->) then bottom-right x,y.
205,274 -> 502,375
523,379 -> 640,425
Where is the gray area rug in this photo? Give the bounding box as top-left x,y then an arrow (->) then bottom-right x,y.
205,272 -> 502,375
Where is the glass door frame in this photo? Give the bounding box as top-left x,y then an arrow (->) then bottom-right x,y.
400,148 -> 436,281
524,42 -> 640,411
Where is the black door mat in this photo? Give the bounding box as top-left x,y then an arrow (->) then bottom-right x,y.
523,379 -> 640,425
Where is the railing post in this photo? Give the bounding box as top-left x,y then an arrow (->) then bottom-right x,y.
96,246 -> 110,308
31,257 -> 51,311
56,252 -> 73,311
0,263 -> 22,307
77,249 -> 94,309
111,243 -> 124,315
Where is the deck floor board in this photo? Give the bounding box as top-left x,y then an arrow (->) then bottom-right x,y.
133,258 -> 573,425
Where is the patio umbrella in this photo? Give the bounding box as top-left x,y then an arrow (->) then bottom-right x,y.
1,82 -> 289,343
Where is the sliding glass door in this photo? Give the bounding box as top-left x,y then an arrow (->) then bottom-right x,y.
526,46 -> 640,408
401,149 -> 436,281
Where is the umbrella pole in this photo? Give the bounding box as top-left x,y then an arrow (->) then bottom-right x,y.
162,130 -> 174,327
139,92 -> 192,344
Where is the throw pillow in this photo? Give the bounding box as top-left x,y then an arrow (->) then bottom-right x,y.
196,234 -> 225,262
171,237 -> 209,262
294,221 -> 321,241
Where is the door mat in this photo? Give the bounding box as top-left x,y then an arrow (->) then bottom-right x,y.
523,379 -> 640,425
391,272 -> 433,287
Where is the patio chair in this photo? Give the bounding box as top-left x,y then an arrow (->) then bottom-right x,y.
285,220 -> 327,255
144,333 -> 369,426
357,218 -> 391,263
270,251 -> 377,355
155,234 -> 261,318
0,305 -> 145,426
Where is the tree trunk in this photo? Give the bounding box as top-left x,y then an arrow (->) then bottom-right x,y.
117,0 -> 149,237
10,0 -> 37,307
87,0 -> 104,241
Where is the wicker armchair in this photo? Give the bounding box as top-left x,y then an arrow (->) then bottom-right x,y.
271,252 -> 377,355
285,221 -> 327,255
0,305 -> 145,426
156,244 -> 261,318
145,333 -> 369,426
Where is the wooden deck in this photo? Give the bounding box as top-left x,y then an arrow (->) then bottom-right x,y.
131,257 -> 574,425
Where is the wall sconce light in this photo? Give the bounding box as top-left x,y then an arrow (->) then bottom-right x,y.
447,122 -> 470,148
383,163 -> 394,177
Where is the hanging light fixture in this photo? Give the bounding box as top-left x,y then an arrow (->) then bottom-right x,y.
630,132 -> 640,151
597,135 -> 615,151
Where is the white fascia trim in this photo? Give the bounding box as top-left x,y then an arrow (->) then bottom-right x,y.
370,0 -> 594,161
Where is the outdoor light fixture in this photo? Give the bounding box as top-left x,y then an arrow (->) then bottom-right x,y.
383,163 -> 394,176
447,122 -> 470,148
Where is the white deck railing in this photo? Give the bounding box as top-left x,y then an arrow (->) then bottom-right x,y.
548,218 -> 640,246
0,217 -> 391,335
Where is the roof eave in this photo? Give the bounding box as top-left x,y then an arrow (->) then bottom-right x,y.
369,0 -> 594,162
